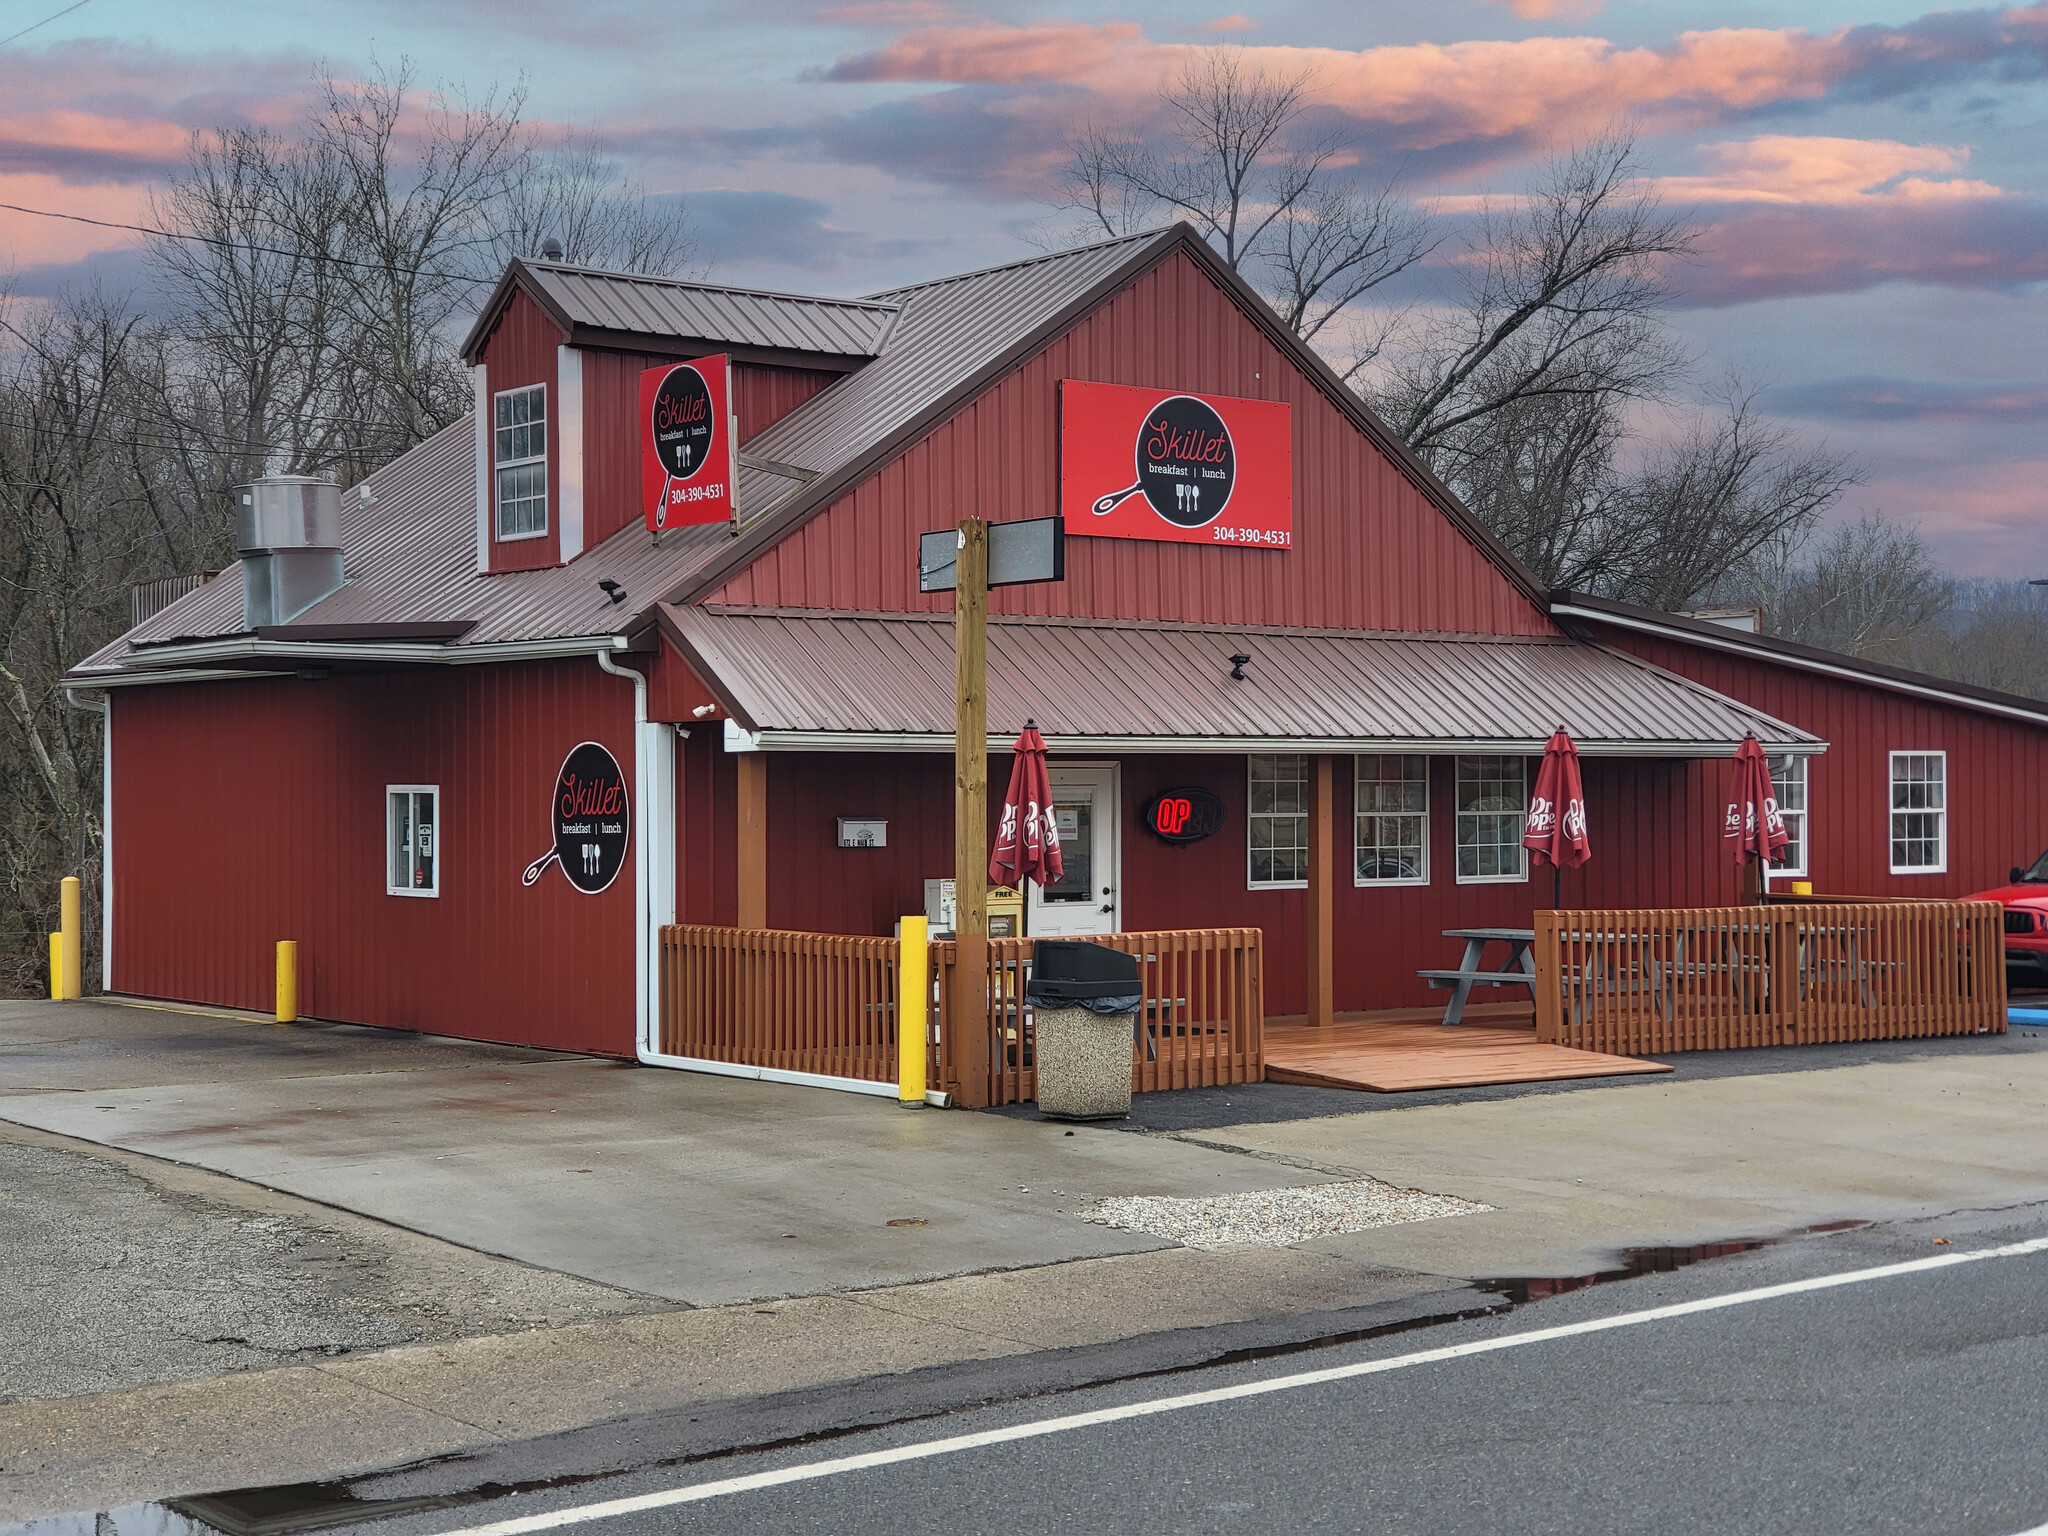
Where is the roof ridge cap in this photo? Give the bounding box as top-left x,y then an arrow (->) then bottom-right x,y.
861,227 -> 1172,302
527,260 -> 901,312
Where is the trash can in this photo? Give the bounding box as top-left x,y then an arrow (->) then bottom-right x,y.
1026,940 -> 1142,1120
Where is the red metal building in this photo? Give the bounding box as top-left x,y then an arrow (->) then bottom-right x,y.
68,226 -> 2048,1065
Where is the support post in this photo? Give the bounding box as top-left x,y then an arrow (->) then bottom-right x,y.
898,914 -> 929,1106
276,941 -> 298,1024
59,875 -> 81,1001
49,933 -> 63,1001
1305,754 -> 1335,1029
736,753 -> 768,929
952,518 -> 992,1108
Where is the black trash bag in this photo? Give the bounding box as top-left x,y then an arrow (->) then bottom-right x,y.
1025,939 -> 1142,1016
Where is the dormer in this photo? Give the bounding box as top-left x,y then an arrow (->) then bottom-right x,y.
458,260 -> 899,574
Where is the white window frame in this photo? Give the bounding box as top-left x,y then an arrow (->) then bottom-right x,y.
1888,751 -> 1947,875
387,785 -> 441,898
1354,753 -> 1429,887
493,382 -> 548,542
1454,754 -> 1529,885
1767,753 -> 1810,881
1247,753 -> 1309,890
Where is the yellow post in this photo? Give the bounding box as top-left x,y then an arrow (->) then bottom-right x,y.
49,933 -> 63,1000
59,876 -> 81,1000
276,941 -> 298,1024
898,915 -> 929,1106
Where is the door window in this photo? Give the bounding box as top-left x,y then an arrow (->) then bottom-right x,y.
1039,793 -> 1094,903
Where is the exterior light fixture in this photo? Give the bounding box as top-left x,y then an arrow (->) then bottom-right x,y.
1229,652 -> 1252,680
598,579 -> 627,605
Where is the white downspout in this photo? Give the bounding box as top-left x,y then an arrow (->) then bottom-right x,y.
64,686 -> 111,991
596,648 -> 660,1062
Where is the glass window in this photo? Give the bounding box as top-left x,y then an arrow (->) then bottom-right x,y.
1767,754 -> 1809,879
1040,791 -> 1095,905
493,384 -> 547,540
387,786 -> 439,897
1355,754 -> 1428,885
1889,752 -> 1946,873
1455,755 -> 1527,883
1248,754 -> 1308,888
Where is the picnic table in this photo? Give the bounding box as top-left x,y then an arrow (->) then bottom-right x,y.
1419,927 -> 1537,1025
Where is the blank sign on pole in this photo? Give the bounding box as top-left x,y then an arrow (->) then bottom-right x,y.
919,517 -> 1065,592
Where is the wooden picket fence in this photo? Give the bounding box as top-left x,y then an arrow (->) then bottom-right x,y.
658,924 -> 1264,1103
932,929 -> 1264,1106
660,925 -> 903,1085
1532,901 -> 2007,1056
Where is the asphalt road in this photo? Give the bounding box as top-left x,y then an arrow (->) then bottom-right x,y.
349,1210 -> 2048,1536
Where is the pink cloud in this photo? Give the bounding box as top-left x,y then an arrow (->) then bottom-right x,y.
1657,136 -> 2002,205
826,21 -> 1147,84
0,173 -> 151,266
1484,0 -> 1607,18
1192,14 -> 1259,33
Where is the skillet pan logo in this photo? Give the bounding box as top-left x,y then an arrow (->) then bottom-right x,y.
1091,395 -> 1237,529
520,741 -> 630,895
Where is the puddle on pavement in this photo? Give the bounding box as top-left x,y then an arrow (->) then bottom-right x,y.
12,1218 -> 1876,1536
1476,1219 -> 1869,1303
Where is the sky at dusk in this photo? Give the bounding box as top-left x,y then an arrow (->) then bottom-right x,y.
2,0 -> 2044,576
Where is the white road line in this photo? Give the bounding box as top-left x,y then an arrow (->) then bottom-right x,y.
436,1236 -> 2048,1536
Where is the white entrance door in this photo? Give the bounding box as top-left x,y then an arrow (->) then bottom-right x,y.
1026,765 -> 1119,937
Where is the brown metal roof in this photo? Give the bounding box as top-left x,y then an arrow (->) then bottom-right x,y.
459,259 -> 898,366
661,606 -> 1824,756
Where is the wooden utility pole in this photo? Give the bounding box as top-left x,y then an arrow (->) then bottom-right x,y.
952,518 -> 992,1106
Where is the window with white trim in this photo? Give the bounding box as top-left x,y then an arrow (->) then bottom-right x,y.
493,383 -> 547,540
1767,753 -> 1809,879
1248,753 -> 1308,888
1455,755 -> 1527,883
387,786 -> 440,897
1355,754 -> 1428,885
1889,751 -> 1946,873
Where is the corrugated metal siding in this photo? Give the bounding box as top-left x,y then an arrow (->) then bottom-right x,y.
482,287 -> 562,573
109,661 -> 638,1053
668,607 -> 1818,751
525,264 -> 897,358
1595,625 -> 2048,898
713,247 -> 1552,635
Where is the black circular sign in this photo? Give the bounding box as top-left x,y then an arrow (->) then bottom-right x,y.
1137,395 -> 1236,527
650,364 -> 716,480
551,741 -> 630,895
1142,785 -> 1227,845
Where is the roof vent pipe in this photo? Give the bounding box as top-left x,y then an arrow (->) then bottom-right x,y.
237,475 -> 344,629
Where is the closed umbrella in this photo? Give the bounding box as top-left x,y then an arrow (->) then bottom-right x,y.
1724,732 -> 1789,902
1524,727 -> 1591,908
989,722 -> 1063,889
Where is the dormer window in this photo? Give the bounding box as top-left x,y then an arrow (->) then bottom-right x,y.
494,383 -> 548,540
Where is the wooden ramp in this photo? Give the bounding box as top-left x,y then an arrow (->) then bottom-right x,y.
1264,1010 -> 1671,1093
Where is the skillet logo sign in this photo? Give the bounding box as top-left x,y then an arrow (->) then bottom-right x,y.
520,742 -> 630,895
639,356 -> 732,533
1060,379 -> 1291,549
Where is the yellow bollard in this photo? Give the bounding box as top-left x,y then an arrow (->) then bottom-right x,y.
276,941 -> 298,1024
898,915 -> 928,1106
59,876 -> 80,1000
49,933 -> 63,1001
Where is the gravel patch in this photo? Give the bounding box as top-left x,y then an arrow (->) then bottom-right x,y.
1079,1180 -> 1491,1249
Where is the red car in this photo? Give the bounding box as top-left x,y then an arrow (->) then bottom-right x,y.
1970,849 -> 2048,983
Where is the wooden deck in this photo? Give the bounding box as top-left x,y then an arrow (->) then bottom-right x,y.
1264,1006 -> 1671,1093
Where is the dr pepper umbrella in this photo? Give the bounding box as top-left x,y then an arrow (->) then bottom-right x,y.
989,722 -> 1063,889
1724,732 -> 1789,902
1524,727 -> 1591,909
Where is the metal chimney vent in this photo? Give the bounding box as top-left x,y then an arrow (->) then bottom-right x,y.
237,475 -> 344,629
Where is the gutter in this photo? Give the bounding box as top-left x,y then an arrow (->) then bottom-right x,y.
1554,602 -> 2048,731
596,650 -> 659,1065
62,688 -> 111,992
721,729 -> 1826,758
69,633 -> 637,685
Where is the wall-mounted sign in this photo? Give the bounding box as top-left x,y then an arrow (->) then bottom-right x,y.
520,742 -> 631,894
1060,380 -> 1291,549
1142,786 -> 1227,845
837,817 -> 888,848
640,356 -> 733,532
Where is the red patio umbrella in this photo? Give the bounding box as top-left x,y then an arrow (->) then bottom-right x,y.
1524,727 -> 1591,908
1724,732 -> 1789,901
989,722 -> 1063,889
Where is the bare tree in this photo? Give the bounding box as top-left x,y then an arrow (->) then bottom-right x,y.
1048,48 -> 1429,378
487,131 -> 697,276
1373,128 -> 1695,451
1738,513 -> 1955,660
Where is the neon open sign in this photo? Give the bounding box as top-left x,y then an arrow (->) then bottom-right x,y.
1142,786 -> 1226,845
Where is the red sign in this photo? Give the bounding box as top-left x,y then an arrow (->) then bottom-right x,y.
1141,785 -> 1227,844
640,356 -> 732,532
1059,379 -> 1291,549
